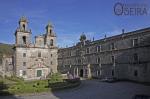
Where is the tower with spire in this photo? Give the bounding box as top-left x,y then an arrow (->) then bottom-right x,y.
14,17 -> 58,80
45,22 -> 56,47
15,16 -> 31,46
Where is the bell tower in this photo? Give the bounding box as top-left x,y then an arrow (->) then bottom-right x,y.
15,16 -> 31,46
19,17 -> 28,31
45,22 -> 56,47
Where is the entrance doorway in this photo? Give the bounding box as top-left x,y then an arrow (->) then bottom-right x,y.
37,70 -> 42,77
112,70 -> 114,76
80,69 -> 83,77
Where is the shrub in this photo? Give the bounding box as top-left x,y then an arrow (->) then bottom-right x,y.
48,73 -> 63,83
64,78 -> 80,83
5,76 -> 24,83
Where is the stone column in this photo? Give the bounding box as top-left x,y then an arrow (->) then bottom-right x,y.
87,64 -> 91,78
77,67 -> 79,77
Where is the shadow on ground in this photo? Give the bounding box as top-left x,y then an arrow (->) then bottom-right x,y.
50,80 -> 88,99
50,79 -> 150,99
0,82 -> 18,99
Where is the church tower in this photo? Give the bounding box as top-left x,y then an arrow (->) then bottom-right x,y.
15,16 -> 31,46
45,22 -> 56,47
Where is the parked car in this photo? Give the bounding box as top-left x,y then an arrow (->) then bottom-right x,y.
132,94 -> 150,99
100,77 -> 117,83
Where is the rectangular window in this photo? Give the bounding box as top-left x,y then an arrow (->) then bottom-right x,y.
96,57 -> 101,64
38,52 -> 41,57
97,70 -> 101,76
69,60 -> 71,65
19,70 -> 23,76
78,59 -> 81,64
0,59 -> 2,65
111,56 -> 115,64
86,48 -> 90,54
23,53 -> 26,57
96,45 -> 101,52
133,38 -> 138,47
23,71 -> 26,76
69,51 -> 72,56
50,39 -> 54,46
23,62 -> 26,66
143,65 -> 147,73
51,61 -> 53,65
133,53 -> 138,62
51,54 -> 53,57
111,43 -> 115,50
134,70 -> 138,77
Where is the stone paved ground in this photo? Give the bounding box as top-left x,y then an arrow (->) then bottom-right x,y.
1,80 -> 150,99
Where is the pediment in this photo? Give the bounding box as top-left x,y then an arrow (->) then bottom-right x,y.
28,62 -> 49,69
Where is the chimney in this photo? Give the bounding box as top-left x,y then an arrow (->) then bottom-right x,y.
93,37 -> 94,41
105,34 -> 107,38
122,29 -> 125,34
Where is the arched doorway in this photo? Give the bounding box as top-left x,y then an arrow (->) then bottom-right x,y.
80,69 -> 83,77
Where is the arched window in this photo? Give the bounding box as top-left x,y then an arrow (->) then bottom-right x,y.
50,29 -> 52,34
22,36 -> 26,44
23,24 -> 25,30
50,39 -> 53,46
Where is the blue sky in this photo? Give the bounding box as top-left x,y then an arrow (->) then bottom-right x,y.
0,0 -> 150,47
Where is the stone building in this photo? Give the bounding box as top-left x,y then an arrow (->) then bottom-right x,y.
13,17 -> 58,80
58,28 -> 150,82
0,17 -> 150,82
0,55 -> 14,77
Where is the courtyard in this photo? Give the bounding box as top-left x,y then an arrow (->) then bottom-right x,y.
0,79 -> 150,99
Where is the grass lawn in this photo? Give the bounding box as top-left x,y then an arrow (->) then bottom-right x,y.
0,74 -> 59,95
0,73 -> 80,95
8,79 -> 49,94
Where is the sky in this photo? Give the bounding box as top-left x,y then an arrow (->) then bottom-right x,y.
0,0 -> 150,47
